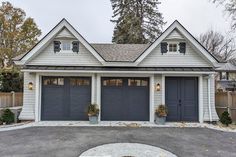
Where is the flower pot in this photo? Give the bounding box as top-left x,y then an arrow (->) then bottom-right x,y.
154,115 -> 166,125
89,115 -> 98,124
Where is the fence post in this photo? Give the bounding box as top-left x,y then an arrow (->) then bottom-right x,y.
11,91 -> 15,107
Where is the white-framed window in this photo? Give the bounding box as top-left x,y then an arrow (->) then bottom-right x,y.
168,43 -> 178,52
62,41 -> 71,51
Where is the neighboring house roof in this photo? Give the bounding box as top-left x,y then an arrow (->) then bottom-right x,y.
217,80 -> 236,91
13,19 -> 219,65
91,44 -> 149,62
22,65 -> 214,72
216,62 -> 236,72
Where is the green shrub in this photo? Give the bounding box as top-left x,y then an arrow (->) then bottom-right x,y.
1,109 -> 15,124
0,68 -> 23,92
220,111 -> 232,126
0,117 -> 3,125
87,104 -> 99,116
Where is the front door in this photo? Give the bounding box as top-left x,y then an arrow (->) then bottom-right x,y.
165,77 -> 198,122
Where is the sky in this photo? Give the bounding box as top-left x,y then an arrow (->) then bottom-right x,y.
1,0 -> 232,43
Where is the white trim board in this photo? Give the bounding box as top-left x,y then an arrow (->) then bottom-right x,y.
22,69 -> 216,75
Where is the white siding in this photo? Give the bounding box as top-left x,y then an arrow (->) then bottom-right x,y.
203,76 -> 219,121
165,29 -> 184,40
139,42 -> 211,67
19,72 -> 35,120
55,28 -> 75,39
28,41 -> 102,66
154,74 -> 162,109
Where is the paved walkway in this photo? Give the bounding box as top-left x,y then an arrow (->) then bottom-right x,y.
0,127 -> 235,157
80,143 -> 177,157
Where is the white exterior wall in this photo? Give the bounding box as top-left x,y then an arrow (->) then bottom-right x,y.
19,72 -> 35,120
139,42 -> 210,67
154,74 -> 162,109
203,75 -> 219,121
28,42 -> 101,66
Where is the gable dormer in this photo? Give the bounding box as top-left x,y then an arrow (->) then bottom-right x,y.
15,19 -> 104,66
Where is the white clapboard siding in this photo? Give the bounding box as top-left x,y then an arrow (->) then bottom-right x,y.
55,28 -> 76,39
154,74 -> 162,109
165,29 -> 184,40
139,42 -> 210,67
28,41 -> 102,66
19,72 -> 35,120
203,76 -> 219,121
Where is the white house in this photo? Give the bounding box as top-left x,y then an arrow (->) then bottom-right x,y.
14,19 -> 220,123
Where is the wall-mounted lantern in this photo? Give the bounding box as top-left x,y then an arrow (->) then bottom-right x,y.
156,83 -> 161,91
28,82 -> 33,90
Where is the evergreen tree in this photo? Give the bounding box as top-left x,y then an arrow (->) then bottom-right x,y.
0,2 -> 41,67
111,0 -> 165,44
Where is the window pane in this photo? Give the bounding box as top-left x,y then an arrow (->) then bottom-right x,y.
62,42 -> 71,50
141,80 -> 148,86
128,79 -> 148,86
103,79 -> 123,86
58,78 -> 64,85
70,78 -> 90,86
169,44 -> 177,52
51,78 -> 58,85
43,79 -> 51,85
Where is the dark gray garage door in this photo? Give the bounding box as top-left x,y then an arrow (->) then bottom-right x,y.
101,77 -> 149,121
41,77 -> 91,120
165,77 -> 198,122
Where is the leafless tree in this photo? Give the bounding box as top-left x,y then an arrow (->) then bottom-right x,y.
199,29 -> 236,61
212,0 -> 236,30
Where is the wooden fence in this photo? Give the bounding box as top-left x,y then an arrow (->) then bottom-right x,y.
215,91 -> 236,122
0,92 -> 23,108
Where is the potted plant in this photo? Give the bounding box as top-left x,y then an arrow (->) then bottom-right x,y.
155,104 -> 168,125
87,104 -> 99,124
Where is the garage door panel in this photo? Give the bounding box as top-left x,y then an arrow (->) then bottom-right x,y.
41,77 -> 91,121
101,87 -> 126,120
101,77 -> 149,121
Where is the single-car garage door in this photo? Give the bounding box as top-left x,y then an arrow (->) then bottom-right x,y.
165,77 -> 198,122
101,77 -> 149,121
41,77 -> 91,120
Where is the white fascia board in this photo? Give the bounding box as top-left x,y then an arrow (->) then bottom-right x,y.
102,62 -> 138,66
135,22 -> 176,64
176,23 -> 218,64
22,22 -> 65,63
63,22 -> 105,63
21,69 -> 216,74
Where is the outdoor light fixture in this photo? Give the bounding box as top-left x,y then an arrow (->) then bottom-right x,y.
156,83 -> 160,91
28,82 -> 33,90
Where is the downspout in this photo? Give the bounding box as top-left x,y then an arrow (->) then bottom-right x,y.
208,75 -> 213,122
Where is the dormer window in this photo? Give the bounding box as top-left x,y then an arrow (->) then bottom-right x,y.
53,40 -> 79,53
62,41 -> 71,51
161,42 -> 186,54
168,43 -> 177,52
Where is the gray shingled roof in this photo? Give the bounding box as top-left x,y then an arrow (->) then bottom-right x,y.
91,44 -> 149,62
216,62 -> 236,72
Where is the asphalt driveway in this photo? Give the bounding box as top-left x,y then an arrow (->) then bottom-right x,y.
0,127 -> 235,157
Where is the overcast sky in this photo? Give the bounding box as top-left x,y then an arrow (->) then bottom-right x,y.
1,0 -> 232,43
